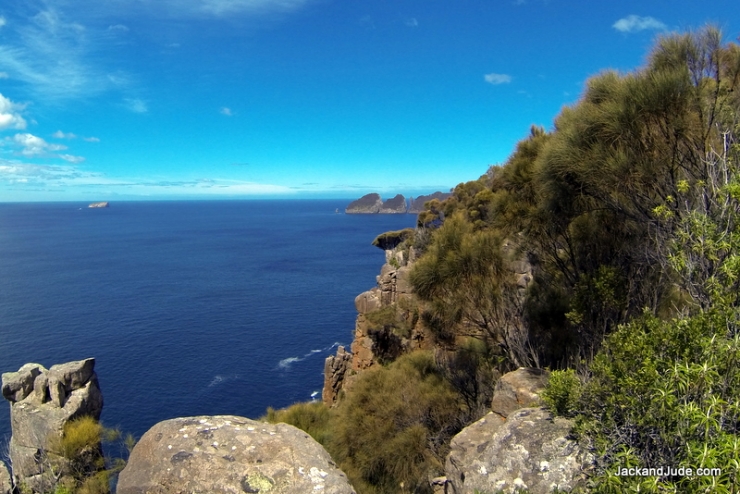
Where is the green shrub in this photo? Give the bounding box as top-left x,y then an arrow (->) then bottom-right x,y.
58,416 -> 103,460
264,401 -> 333,446
578,309 -> 740,492
329,351 -> 462,494
541,369 -> 581,417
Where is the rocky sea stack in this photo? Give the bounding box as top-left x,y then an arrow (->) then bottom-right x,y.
1,359 -> 104,493
345,192 -> 451,214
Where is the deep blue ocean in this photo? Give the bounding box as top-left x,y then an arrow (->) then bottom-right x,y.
0,200 -> 415,443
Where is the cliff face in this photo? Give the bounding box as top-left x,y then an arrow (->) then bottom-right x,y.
345,193 -> 382,213
322,242 -> 437,406
378,194 -> 407,213
322,229 -> 536,407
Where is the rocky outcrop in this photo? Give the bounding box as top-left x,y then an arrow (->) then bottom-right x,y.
408,192 -> 451,213
0,462 -> 11,494
379,194 -> 407,213
371,228 -> 414,251
322,346 -> 352,406
117,415 -> 356,494
490,367 -> 549,418
345,193 -> 382,213
444,367 -> 588,494
349,257 -> 418,373
323,234 -> 435,403
1,358 -> 103,492
445,407 -> 590,494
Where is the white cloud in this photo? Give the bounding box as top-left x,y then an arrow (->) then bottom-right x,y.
0,159 -> 101,187
11,133 -> 67,156
0,159 -> 294,197
484,73 -> 512,85
125,98 -> 148,113
52,130 -> 77,139
0,72 -> 8,79
59,154 -> 85,163
405,18 -> 418,28
613,15 -> 667,33
0,17 -> 6,28
220,107 -> 233,116
0,7 -> 114,100
0,94 -> 27,130
83,136 -> 100,142
193,0 -> 310,16
107,24 -> 129,32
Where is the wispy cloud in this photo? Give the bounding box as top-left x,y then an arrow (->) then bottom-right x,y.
484,73 -> 512,85
59,154 -> 85,163
0,159 -> 293,197
0,160 -> 94,186
0,17 -> 6,28
0,94 -> 27,130
125,98 -> 148,113
10,133 -> 66,156
0,72 -> 8,79
0,7 -> 112,100
192,0 -> 311,16
613,15 -> 667,33
52,130 -> 77,139
107,24 -> 129,33
220,107 -> 233,116
405,18 -> 418,28
83,136 -> 100,142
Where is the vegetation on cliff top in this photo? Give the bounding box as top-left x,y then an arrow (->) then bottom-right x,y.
273,27 -> 740,493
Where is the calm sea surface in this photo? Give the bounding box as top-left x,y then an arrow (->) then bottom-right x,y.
0,200 -> 415,442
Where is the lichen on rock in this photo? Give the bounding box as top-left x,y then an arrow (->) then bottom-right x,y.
117,415 -> 356,494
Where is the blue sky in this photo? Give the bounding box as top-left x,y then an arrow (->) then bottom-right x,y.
0,1 -> 738,202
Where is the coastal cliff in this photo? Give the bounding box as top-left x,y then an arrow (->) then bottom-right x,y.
344,193 -> 383,213
345,192 -> 450,214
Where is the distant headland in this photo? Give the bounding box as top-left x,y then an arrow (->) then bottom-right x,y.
345,192 -> 450,214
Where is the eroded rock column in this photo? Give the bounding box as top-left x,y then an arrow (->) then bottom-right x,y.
1,358 -> 103,492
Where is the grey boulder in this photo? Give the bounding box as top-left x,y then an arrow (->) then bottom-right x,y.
117,415 -> 356,494
445,407 -> 590,494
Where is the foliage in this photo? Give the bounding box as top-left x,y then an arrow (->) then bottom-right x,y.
398,26 -> 740,493
408,26 -> 740,368
57,416 -> 103,461
410,212 -> 535,368
330,352 -> 463,494
573,30 -> 740,489
365,299 -> 418,342
578,309 -> 740,492
372,229 -> 415,251
436,338 -> 499,421
263,401 -> 334,446
38,416 -> 132,494
541,369 -> 581,417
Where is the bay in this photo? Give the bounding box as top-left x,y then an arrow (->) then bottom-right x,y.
0,200 -> 415,442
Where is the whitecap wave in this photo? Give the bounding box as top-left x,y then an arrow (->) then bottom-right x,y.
207,374 -> 239,387
277,342 -> 346,370
278,357 -> 301,369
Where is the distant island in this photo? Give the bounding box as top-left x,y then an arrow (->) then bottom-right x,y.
345,192 -> 450,214
88,202 -> 109,208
